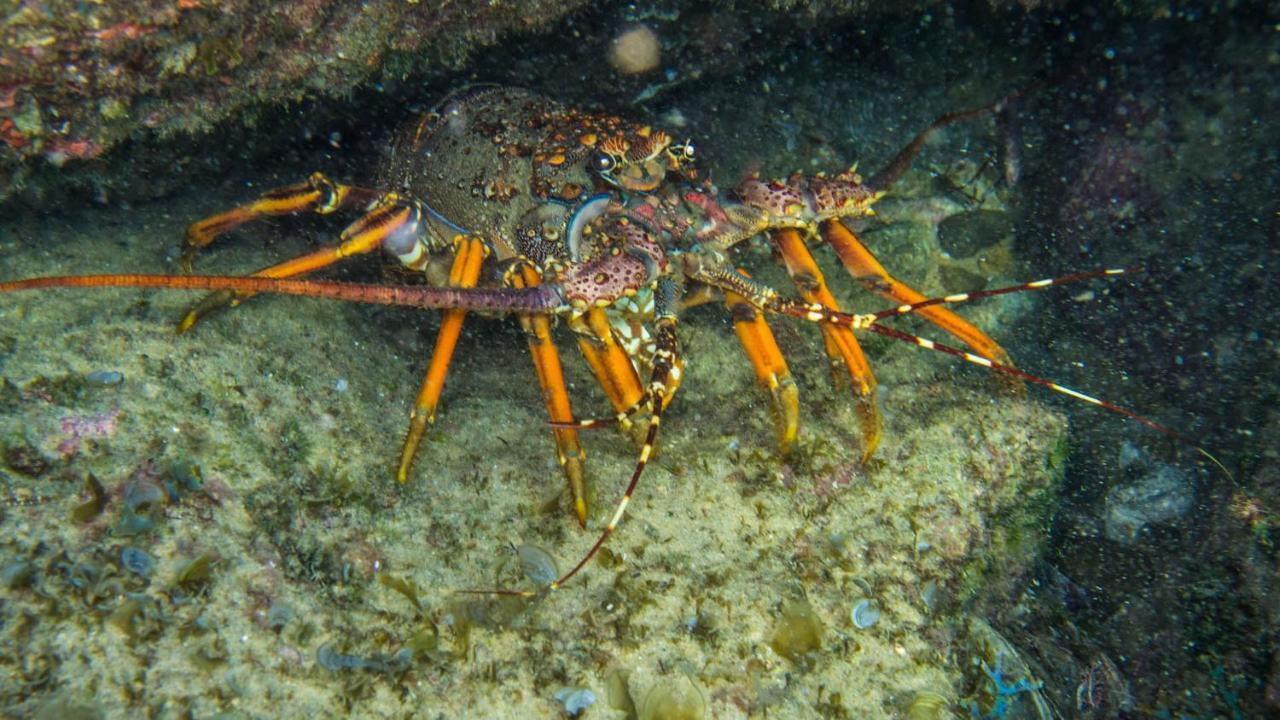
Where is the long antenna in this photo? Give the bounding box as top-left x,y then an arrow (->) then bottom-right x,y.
0,274 -> 563,313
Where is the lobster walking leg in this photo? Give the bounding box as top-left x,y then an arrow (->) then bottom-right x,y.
396,236 -> 488,483
182,172 -> 379,268
546,312 -> 682,593
771,228 -> 882,462
571,308 -> 647,433
820,219 -> 1014,367
471,292 -> 685,598
725,283 -> 800,455
178,193 -> 421,333
508,262 -> 591,527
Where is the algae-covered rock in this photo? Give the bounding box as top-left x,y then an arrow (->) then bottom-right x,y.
0,0 -> 588,176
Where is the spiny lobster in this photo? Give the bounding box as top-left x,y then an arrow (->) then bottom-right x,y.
0,86 -> 1220,596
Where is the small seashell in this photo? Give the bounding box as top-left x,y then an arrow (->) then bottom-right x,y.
851,598 -> 881,629
120,546 -> 154,577
904,690 -> 950,720
85,370 -> 124,387
553,687 -> 597,717
517,543 -> 558,587
114,511 -> 155,537
122,478 -> 165,513
266,602 -> 294,629
316,642 -> 366,672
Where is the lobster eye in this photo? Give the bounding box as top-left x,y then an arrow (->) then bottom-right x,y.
594,152 -> 616,174
667,140 -> 695,166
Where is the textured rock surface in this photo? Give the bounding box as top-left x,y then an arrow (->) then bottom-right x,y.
0,0 -> 588,198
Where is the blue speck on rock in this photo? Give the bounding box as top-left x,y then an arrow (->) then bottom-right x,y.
969,652 -> 1040,719
553,687 -> 596,717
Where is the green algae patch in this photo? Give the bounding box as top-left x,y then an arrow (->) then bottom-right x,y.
173,552 -> 219,592
69,474 -> 107,524
768,599 -> 825,662
377,573 -> 423,613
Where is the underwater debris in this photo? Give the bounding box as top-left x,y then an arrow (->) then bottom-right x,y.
316,643 -> 367,672
113,510 -> 156,537
114,482 -> 162,536
960,617 -> 1053,718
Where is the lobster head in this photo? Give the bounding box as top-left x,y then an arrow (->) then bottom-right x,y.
592,127 -> 697,192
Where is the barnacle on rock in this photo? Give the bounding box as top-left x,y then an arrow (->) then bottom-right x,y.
902,691 -> 950,720
605,667 -> 637,718
639,673 -> 705,720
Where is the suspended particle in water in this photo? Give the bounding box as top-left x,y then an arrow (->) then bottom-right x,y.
610,25 -> 661,75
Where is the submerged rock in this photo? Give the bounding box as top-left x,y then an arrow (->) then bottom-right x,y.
1105,464 -> 1195,544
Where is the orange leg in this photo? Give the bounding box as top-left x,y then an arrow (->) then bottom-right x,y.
725,283 -> 800,455
396,237 -> 488,483
509,263 -> 591,527
571,308 -> 646,433
771,228 -> 882,462
182,172 -> 379,269
821,220 -> 1013,367
177,193 -> 418,333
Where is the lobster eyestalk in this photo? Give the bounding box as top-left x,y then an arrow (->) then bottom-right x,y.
0,273 -> 567,314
